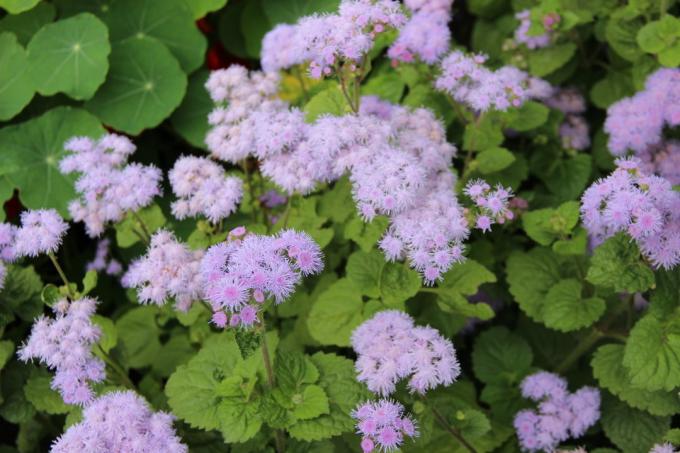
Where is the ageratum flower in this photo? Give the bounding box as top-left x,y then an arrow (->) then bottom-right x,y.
351,310 -> 461,395
18,297 -> 105,405
352,399 -> 418,453
514,10 -> 554,49
51,391 -> 187,453
86,238 -> 122,276
13,209 -> 69,258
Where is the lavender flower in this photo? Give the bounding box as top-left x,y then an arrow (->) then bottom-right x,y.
260,189 -> 288,208
51,390 -> 187,453
464,179 -> 514,232
580,157 -> 680,269
403,0 -> 453,13
86,238 -> 122,276
514,371 -> 600,452
201,229 -> 323,328
13,209 -> 69,258
169,156 -> 243,223
351,310 -> 460,395
18,297 -> 105,405
122,230 -> 204,312
60,134 -> 161,237
0,223 -> 17,289
514,10 -> 554,49
638,140 -> 680,185
352,399 -> 418,453
559,115 -> 590,150
388,11 -> 450,64
650,444 -> 677,453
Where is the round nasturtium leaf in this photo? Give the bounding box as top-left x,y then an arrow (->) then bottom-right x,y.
0,106 -> 105,217
85,39 -> 187,135
103,0 -> 206,73
0,0 -> 39,14
170,70 -> 212,149
26,13 -> 111,100
0,32 -> 34,120
0,2 -> 56,46
188,0 -> 227,19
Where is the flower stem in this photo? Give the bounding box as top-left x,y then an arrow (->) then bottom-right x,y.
555,329 -> 603,374
48,252 -> 75,298
430,406 -> 478,453
259,321 -> 285,453
131,210 -> 151,243
97,345 -> 135,390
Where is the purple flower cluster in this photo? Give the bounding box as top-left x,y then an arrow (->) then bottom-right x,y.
388,0 -> 453,65
260,0 -> 405,77
13,209 -> 69,258
435,50 -> 530,112
651,444 -> 677,453
581,157 -> 680,269
464,180 -> 514,232
86,238 -> 122,276
18,297 -> 105,405
638,141 -> 680,185
169,156 -> 243,223
514,371 -> 600,452
352,399 -> 418,453
60,134 -> 162,237
0,223 -> 17,289
51,390 -> 187,453
122,230 -> 204,312
200,228 -> 323,328
514,10 -> 555,49
542,88 -> 591,151
206,66 -> 473,282
351,310 -> 460,395
260,189 -> 287,208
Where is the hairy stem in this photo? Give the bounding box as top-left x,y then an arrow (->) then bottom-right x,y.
259,320 -> 285,453
131,210 -> 151,243
97,345 -> 135,390
430,406 -> 478,453
48,252 -> 75,298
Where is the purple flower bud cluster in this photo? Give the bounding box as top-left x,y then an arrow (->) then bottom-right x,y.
514,371 -> 600,452
86,238 -> 122,276
605,69 -> 680,171
60,134 -> 162,237
388,0 -> 453,65
206,66 -> 473,282
651,443 -> 677,453
464,179 -> 514,232
200,228 -> 323,328
51,390 -> 187,453
14,209 -> 69,258
0,223 -> 17,289
352,399 -> 418,453
18,297 -> 105,405
435,50 -> 531,112
542,88 -> 591,151
637,140 -> 680,185
169,156 -> 243,223
122,230 -> 204,312
514,10 -> 554,49
260,189 -> 287,208
260,0 -> 405,77
581,157 -> 680,269
351,310 -> 460,395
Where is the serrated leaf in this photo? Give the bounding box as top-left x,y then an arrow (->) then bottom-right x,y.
115,306 -> 161,368
506,248 -> 562,322
0,107 -> 104,217
102,0 -> 206,72
592,344 -> 680,416
362,72 -> 405,104
304,84 -> 349,122
23,375 -> 69,414
275,351 -> 319,395
586,233 -> 655,293
0,362 -> 35,423
436,260 -> 496,319
170,69 -> 212,149
0,340 -> 14,370
606,16 -> 644,62
0,265 -> 43,321
85,38 -> 187,135
472,326 -> 533,385
27,13 -> 110,100
601,393 -> 669,453
623,314 -> 680,392
0,32 -> 34,120
522,201 -> 581,246
542,154 -> 592,202
379,262 -> 420,306
636,16 -> 680,54
528,43 -> 576,77
504,101 -> 549,132
343,215 -> 389,252
152,335 -> 194,378
345,249 -> 384,299
476,147 -> 515,174
307,279 -> 363,346
92,314 -> 117,353
543,279 -> 605,332
463,114 -> 503,151
292,385 -> 330,420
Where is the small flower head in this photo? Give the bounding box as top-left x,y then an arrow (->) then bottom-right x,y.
352,399 -> 418,452
14,209 -> 69,258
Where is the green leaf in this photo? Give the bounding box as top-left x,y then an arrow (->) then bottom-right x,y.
103,0 -> 206,72
379,262 -> 420,306
0,32 -> 34,120
504,101 -> 550,132
664,429 -> 680,444
114,204 -> 166,248
463,113 -> 503,151
41,283 -> 61,307
240,0 -> 272,58
606,16 -> 645,62
0,340 -> 14,370
0,362 -> 35,424
262,0 -> 340,25
166,333 -> 243,431
115,306 -> 161,368
304,84 -> 349,122
506,248 -> 562,322
343,215 -> 389,252
81,270 -> 97,296
187,0 -> 228,19
292,385 -> 330,420
275,196 -> 333,248
275,351 -> 319,395
592,344 -> 680,417
307,279 -> 364,347
92,314 -> 117,353
590,71 -> 635,109
586,233 -> 655,293
476,147 -> 515,174
637,16 -> 680,54
472,326 -> 533,385
170,69 -> 212,149
26,13 -> 110,100
288,352 -> 370,441
85,38 -> 187,135
601,393 -> 669,453
0,2 -> 55,46
362,72 -> 405,104
541,154 -> 592,202
23,376 -> 69,415
528,43 -> 577,77
152,335 -> 195,378
522,202 -> 581,246
542,279 -> 605,332
436,260 -> 496,320
623,314 -> 680,392
346,250 -> 384,298
0,265 -> 43,321
0,0 -> 39,14
0,107 -> 104,216
659,42 -> 680,67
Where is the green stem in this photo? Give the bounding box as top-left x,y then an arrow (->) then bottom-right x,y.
281,197 -> 293,229
242,159 -> 258,222
131,210 -> 151,243
555,329 -> 603,374
338,70 -> 358,114
48,252 -> 75,298
97,345 -> 135,390
259,321 -> 285,453
430,405 -> 478,453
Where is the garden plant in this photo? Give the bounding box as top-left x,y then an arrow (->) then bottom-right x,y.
0,0 -> 679,452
